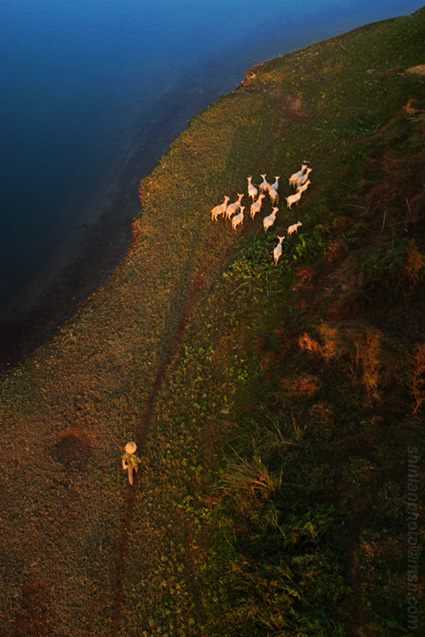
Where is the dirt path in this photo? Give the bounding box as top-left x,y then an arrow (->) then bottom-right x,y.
110,268 -> 205,635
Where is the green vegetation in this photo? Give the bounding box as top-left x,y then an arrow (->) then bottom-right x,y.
1,8 -> 424,636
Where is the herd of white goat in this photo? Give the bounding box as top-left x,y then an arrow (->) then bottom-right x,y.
210,162 -> 312,265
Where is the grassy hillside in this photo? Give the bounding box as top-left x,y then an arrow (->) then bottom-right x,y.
1,8 -> 424,636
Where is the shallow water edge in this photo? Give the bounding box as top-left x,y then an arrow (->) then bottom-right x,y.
0,70 -> 234,372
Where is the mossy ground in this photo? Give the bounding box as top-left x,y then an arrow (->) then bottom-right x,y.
1,8 -> 424,636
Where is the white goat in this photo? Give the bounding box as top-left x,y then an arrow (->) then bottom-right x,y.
269,186 -> 279,206
297,167 -> 312,187
225,193 -> 244,220
210,195 -> 230,221
296,179 -> 311,195
231,206 -> 245,230
288,163 -> 309,188
250,192 -> 266,219
286,190 -> 303,209
259,174 -> 271,193
287,221 -> 302,236
247,176 -> 258,202
273,235 -> 285,266
271,176 -> 280,191
263,206 -> 279,233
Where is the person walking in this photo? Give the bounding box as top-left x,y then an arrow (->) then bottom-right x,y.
121,441 -> 141,485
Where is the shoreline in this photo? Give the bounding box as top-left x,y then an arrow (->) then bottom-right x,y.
0,70 -> 238,372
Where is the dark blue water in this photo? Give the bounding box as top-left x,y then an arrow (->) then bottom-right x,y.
0,0 -> 423,361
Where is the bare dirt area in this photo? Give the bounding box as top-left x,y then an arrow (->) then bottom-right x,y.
407,63 -> 425,74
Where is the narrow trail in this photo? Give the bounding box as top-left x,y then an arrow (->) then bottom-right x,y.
111,249 -> 211,636
110,129 -> 285,635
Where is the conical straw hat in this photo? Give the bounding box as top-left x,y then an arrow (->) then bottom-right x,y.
125,441 -> 137,454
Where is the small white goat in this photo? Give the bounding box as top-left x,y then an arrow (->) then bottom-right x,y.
296,179 -> 311,195
226,193 -> 244,220
210,195 -> 229,221
273,235 -> 285,266
286,190 -> 303,209
259,174 -> 271,193
269,186 -> 279,206
231,206 -> 245,230
247,176 -> 258,202
287,221 -> 302,235
288,163 -> 309,188
263,206 -> 279,233
297,167 -> 312,187
271,176 -> 280,191
250,192 -> 266,219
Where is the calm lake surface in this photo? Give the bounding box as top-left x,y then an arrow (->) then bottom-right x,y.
1,0 -> 423,364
